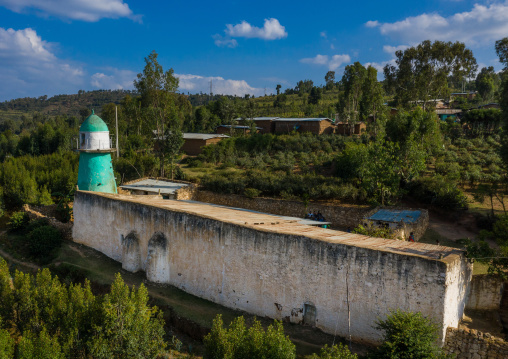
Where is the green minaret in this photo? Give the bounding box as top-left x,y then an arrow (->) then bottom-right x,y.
77,110 -> 117,193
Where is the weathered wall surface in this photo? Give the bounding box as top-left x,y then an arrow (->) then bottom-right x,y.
73,191 -> 472,344
193,190 -> 371,229
466,275 -> 505,310
444,327 -> 508,359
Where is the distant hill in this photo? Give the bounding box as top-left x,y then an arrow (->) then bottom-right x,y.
0,89 -> 138,123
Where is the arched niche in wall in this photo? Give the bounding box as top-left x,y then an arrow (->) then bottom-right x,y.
121,231 -> 141,273
303,301 -> 317,327
146,232 -> 170,283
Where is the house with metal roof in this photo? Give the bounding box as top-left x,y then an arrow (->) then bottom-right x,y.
272,118 -> 335,135
215,125 -> 262,135
181,133 -> 229,155
363,208 -> 429,241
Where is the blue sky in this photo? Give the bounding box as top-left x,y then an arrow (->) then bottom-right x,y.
0,0 -> 507,101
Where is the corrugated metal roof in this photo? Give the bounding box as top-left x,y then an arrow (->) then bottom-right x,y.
368,209 -> 421,224
272,118 -> 331,122
217,125 -> 262,129
120,179 -> 189,195
183,133 -> 229,140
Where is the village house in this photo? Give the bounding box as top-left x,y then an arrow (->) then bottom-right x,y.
181,133 -> 229,155
215,125 -> 262,135
272,118 -> 335,135
335,121 -> 366,135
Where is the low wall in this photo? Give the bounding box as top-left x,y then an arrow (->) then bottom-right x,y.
73,191 -> 472,344
193,191 -> 371,229
444,327 -> 508,358
466,275 -> 505,310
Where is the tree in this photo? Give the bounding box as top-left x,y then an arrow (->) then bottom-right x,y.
165,129 -> 184,180
325,71 -> 335,91
308,87 -> 322,105
496,37 -> 508,166
338,62 -> 367,134
309,344 -> 357,359
134,50 -> 179,177
296,80 -> 314,96
475,66 -> 498,102
372,310 -> 448,359
360,66 -> 385,135
384,40 -> 477,110
276,84 -> 282,95
203,315 -> 296,359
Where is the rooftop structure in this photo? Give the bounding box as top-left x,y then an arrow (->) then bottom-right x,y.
367,209 -> 422,224
120,179 -> 189,198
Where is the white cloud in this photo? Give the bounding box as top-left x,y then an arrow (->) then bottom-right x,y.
91,68 -> 136,89
382,44 -> 409,54
176,74 -> 264,97
300,54 -> 351,71
364,59 -> 396,74
213,35 -> 238,48
0,27 -> 84,101
368,1 -> 508,46
224,18 -> 287,40
0,0 -> 140,22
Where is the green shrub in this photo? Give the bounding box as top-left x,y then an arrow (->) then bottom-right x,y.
244,188 -> 261,199
203,315 -> 296,359
371,310 -> 448,359
353,224 -> 394,239
24,217 -> 50,234
309,344 -> 357,359
27,225 -> 62,264
409,176 -> 468,210
7,211 -> 29,232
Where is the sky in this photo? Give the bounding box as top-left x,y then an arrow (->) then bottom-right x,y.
0,0 -> 507,101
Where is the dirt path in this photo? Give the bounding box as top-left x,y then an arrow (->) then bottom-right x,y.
428,214 -> 477,241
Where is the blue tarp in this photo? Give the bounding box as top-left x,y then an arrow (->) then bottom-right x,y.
367,209 -> 421,224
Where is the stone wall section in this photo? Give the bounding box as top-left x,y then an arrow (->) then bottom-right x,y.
193,190 -> 371,229
72,191 -> 472,344
444,327 -> 508,359
22,204 -> 73,240
466,275 -> 505,310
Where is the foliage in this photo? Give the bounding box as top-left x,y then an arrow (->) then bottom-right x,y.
384,40 -> 477,109
27,225 -> 62,264
371,310 -> 448,359
244,188 -> 261,199
203,315 -> 296,359
7,211 -> 29,232
408,176 -> 468,210
462,109 -> 502,137
309,344 -> 357,359
352,224 -> 394,239
0,260 -> 167,358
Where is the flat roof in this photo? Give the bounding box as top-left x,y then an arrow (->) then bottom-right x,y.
273,118 -> 331,122
84,191 -> 463,262
368,209 -> 421,224
183,133 -> 229,140
235,117 -> 280,121
217,125 -> 262,129
120,179 -> 189,195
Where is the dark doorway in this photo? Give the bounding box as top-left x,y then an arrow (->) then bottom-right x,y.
303,303 -> 316,326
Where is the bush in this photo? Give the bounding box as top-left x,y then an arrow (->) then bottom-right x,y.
7,211 -> 29,232
409,176 -> 468,210
244,188 -> 261,199
371,310 -> 448,359
353,224 -> 394,239
27,225 -> 62,264
309,344 -> 357,359
203,315 -> 296,359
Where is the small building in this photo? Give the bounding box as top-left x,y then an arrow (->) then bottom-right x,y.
237,117 -> 280,133
181,133 -> 229,156
435,109 -> 462,121
119,178 -> 193,199
363,208 -> 429,241
215,125 -> 262,135
335,122 -> 366,135
272,118 -> 335,135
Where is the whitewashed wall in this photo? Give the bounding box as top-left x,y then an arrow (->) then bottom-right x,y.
72,191 -> 472,344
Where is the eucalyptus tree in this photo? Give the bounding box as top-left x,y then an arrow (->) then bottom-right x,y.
337,62 -> 367,134
134,50 -> 181,176
384,40 -> 477,109
496,37 -> 508,167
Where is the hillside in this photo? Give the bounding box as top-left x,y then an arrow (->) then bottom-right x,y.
0,89 -> 137,123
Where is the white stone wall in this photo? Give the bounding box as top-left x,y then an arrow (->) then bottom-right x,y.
72,192 -> 472,344
80,131 -> 111,150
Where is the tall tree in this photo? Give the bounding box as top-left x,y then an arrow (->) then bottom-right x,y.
134,50 -> 179,177
276,84 -> 281,95
325,71 -> 335,91
475,66 -> 497,102
337,62 -> 367,134
496,37 -> 508,166
384,40 -> 477,110
360,66 -> 385,135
